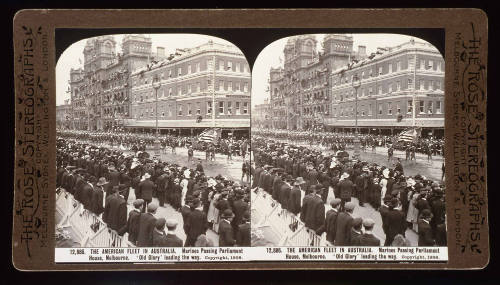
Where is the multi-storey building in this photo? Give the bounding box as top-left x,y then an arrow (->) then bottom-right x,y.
126,40 -> 251,137
326,39 -> 444,137
69,35 -> 163,130
268,34 -> 367,130
56,100 -> 72,129
252,99 -> 272,129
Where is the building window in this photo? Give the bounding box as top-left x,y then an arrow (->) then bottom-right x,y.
436,101 -> 442,113
187,103 -> 192,116
436,81 -> 441,90
219,60 -> 224,71
227,61 -> 232,71
407,100 -> 413,113
378,66 -> 383,75
169,70 -> 172,78
421,59 -> 426,69
178,67 -> 182,76
428,60 -> 434,69
178,88 -> 182,96
388,63 -> 392,73
169,88 -> 172,96
420,79 -> 425,90
188,84 -> 192,93
244,82 -> 249,92
378,86 -> 382,95
240,62 -> 244,72
188,65 -> 192,74
243,102 -> 248,114
408,79 -> 413,89
368,87 -> 373,96
178,105 -> 183,116
227,102 -> 232,115
196,103 -> 201,115
219,101 -> 224,114
361,71 -> 365,78
396,61 -> 401,71
419,101 -> 425,113
397,103 -> 401,114
197,82 -> 201,92
196,62 -> 200,72
388,102 -> 392,115
388,83 -> 393,93
228,81 -> 233,91
378,104 -> 383,115
224,81 -> 228,91
235,82 -> 240,91
428,101 -> 433,114
396,81 -> 401,91
235,102 -> 241,115
207,101 -> 212,115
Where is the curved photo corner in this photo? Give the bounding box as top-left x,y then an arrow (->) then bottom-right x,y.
55,33 -> 252,251
251,33 -> 446,249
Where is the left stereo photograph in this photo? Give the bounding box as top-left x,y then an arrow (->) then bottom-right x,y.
55,33 -> 252,256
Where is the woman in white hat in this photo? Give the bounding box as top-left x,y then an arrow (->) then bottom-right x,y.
380,168 -> 390,206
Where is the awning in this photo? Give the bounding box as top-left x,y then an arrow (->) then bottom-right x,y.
323,117 -> 444,128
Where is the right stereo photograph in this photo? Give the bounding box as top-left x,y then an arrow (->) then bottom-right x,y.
250,33 -> 446,249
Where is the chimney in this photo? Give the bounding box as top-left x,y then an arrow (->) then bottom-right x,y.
156,46 -> 165,57
358,45 -> 366,56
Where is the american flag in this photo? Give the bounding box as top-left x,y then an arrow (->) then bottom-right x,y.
397,128 -> 420,143
198,128 -> 220,143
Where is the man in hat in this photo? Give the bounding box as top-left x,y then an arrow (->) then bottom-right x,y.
302,186 -> 325,232
271,171 -> 283,201
219,209 -> 236,246
338,172 -> 354,211
334,202 -> 355,246
418,209 -> 435,246
136,203 -> 158,247
107,164 -> 121,189
279,175 -> 293,211
90,177 -> 106,216
184,198 -> 208,246
138,173 -> 156,212
382,198 -> 406,246
196,159 -> 204,173
231,189 -> 248,234
118,199 -> 143,245
187,146 -> 194,164
164,219 -> 183,247
103,186 -> 119,225
107,187 -> 128,233
394,158 -> 404,174
348,217 -> 363,246
352,218 -> 380,246
236,211 -> 251,246
181,195 -> 194,235
152,218 -> 168,247
155,170 -> 169,208
288,177 -> 306,216
316,198 -> 341,245
430,187 -> 445,234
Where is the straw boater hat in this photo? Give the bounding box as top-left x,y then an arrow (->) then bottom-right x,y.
340,172 -> 350,180
294,177 -> 306,186
141,173 -> 151,181
96,177 -> 108,186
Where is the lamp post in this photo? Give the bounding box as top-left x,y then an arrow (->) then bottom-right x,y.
152,74 -> 162,154
351,73 -> 361,159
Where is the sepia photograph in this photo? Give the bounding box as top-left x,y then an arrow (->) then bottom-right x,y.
55,34 -> 251,250
251,34 -> 446,248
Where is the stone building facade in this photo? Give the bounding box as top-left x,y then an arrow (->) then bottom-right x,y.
326,39 -> 445,137
127,40 -> 251,136
268,34 -> 367,130
69,35 -> 163,130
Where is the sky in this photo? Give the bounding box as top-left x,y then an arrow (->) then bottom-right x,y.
251,33 -> 434,107
56,34 -> 236,105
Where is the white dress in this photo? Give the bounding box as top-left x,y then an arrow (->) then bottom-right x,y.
180,178 -> 188,207
380,178 -> 388,204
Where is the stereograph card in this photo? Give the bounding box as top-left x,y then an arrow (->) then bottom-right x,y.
12,9 -> 488,270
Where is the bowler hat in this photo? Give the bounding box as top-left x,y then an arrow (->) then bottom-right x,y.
221,209 -> 234,218
155,218 -> 166,229
330,198 -> 341,207
363,218 -> 375,228
147,203 -> 159,212
166,219 -> 178,228
345,202 -> 356,211
133,199 -> 144,207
